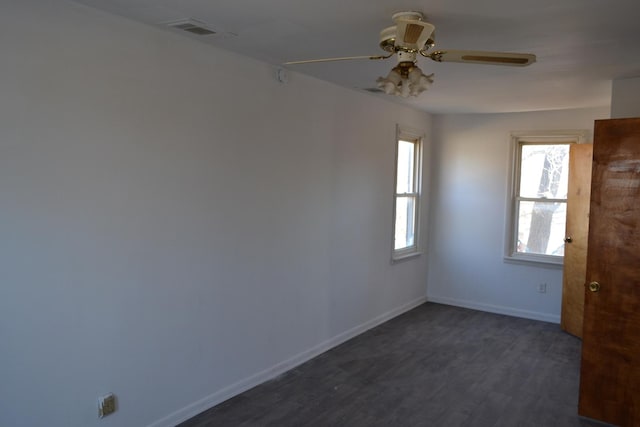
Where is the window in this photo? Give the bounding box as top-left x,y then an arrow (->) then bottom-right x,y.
392,127 -> 422,261
507,131 -> 587,265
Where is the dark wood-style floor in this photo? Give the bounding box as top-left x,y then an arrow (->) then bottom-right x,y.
180,303 -> 606,427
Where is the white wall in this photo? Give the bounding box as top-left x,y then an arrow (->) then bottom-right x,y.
427,107 -> 609,322
611,76 -> 640,118
0,2 -> 431,426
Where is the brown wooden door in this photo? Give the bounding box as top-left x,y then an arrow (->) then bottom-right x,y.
561,143 -> 593,338
578,117 -> 640,426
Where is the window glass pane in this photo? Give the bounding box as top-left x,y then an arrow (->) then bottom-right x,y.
519,144 -> 569,199
396,140 -> 415,193
394,196 -> 416,250
516,200 -> 567,256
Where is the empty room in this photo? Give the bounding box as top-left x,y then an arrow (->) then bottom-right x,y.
2,1 -> 640,426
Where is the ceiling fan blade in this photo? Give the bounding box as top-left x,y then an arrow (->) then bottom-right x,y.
284,54 -> 392,65
394,19 -> 435,51
427,50 -> 536,66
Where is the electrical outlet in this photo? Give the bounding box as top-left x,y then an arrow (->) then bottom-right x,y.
98,393 -> 116,418
538,283 -> 547,293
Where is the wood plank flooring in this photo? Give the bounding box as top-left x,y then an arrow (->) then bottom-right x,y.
180,303 -> 605,427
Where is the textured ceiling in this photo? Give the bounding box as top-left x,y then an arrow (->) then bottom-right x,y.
71,0 -> 640,114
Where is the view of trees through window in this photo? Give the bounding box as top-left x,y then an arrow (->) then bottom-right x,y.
516,143 -> 569,257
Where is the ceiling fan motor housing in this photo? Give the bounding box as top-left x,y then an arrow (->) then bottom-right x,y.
379,12 -> 436,55
391,11 -> 425,23
396,50 -> 417,64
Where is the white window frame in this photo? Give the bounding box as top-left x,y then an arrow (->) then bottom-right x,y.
505,130 -> 588,266
392,126 -> 423,262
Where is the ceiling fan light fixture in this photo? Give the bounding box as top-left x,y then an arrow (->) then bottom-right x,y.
409,67 -> 434,97
377,68 -> 402,95
376,61 -> 434,98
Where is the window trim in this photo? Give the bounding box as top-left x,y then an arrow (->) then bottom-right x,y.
505,130 -> 588,267
392,125 -> 424,262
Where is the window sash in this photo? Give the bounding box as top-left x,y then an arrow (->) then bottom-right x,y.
514,199 -> 567,256
394,194 -> 418,251
396,140 -> 417,193
392,127 -> 422,261
506,131 -> 587,265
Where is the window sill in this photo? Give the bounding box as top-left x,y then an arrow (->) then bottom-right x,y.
503,254 -> 563,269
392,251 -> 422,264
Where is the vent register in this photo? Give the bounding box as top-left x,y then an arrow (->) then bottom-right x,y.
165,19 -> 217,35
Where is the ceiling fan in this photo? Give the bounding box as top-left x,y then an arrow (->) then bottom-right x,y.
285,11 -> 536,98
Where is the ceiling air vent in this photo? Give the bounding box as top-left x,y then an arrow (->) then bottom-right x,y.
363,88 -> 385,93
165,19 -> 216,36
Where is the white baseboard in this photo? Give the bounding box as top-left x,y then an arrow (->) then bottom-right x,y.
148,295 -> 427,427
426,295 -> 560,324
